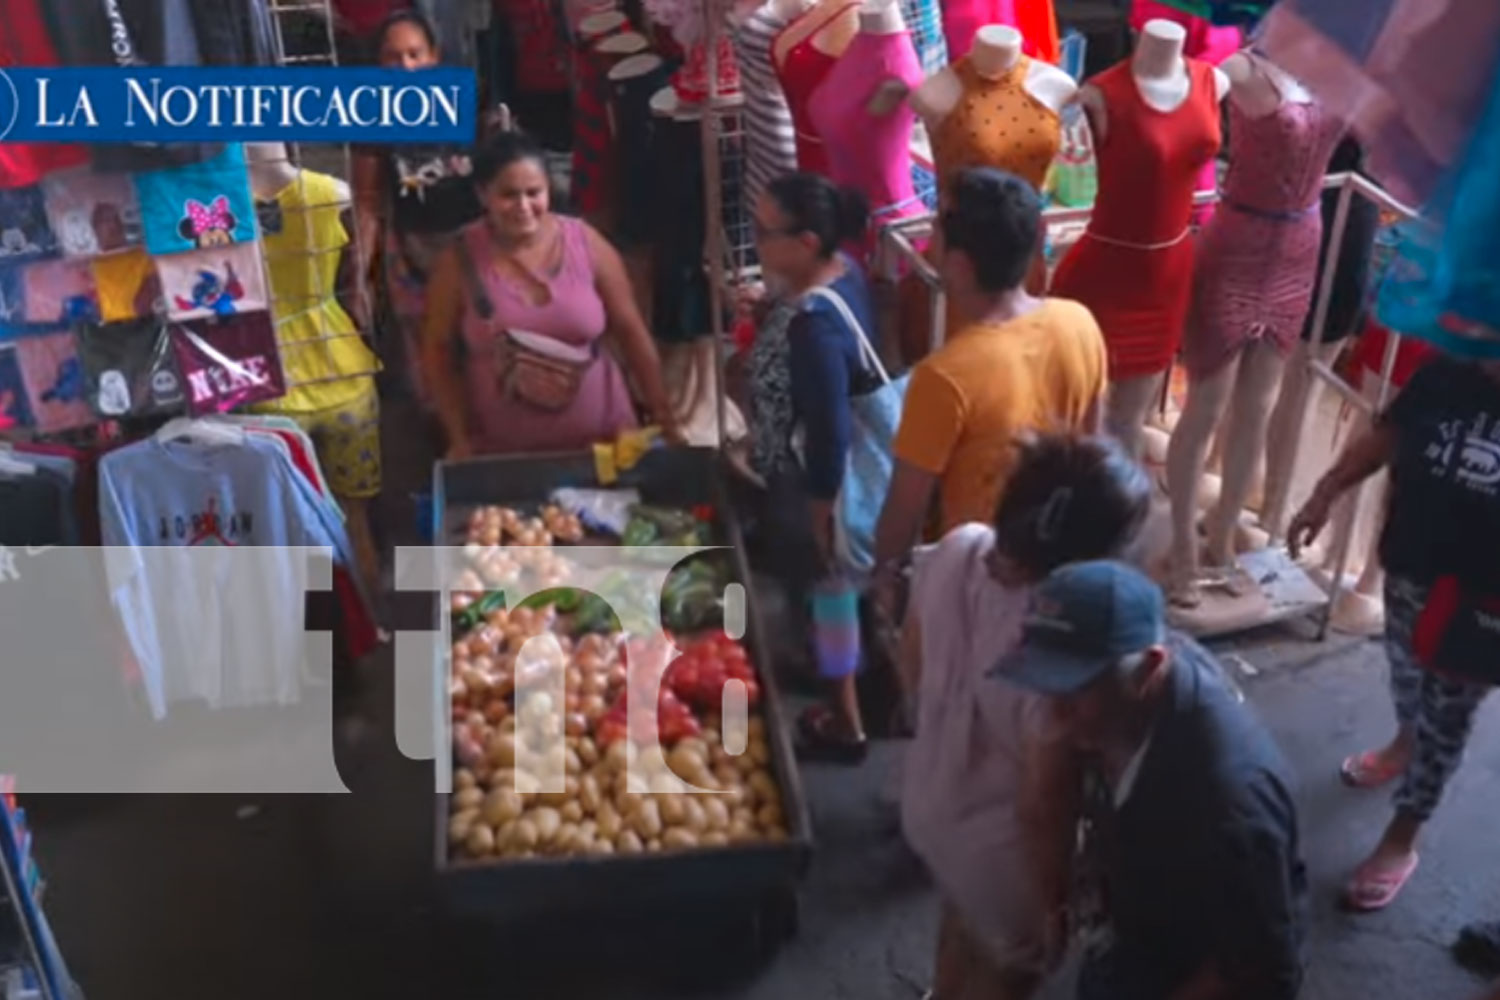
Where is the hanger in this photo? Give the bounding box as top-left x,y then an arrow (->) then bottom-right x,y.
154,416 -> 246,447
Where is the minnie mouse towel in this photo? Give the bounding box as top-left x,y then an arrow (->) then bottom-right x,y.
133,144 -> 257,255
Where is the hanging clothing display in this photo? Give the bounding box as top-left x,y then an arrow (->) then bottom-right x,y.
13,331 -> 94,434
0,0 -> 90,189
775,3 -> 860,175
99,431 -> 356,718
0,268 -> 22,329
158,242 -> 269,321
496,0 -> 572,92
0,187 -> 59,264
76,318 -> 185,418
133,145 -> 259,255
20,259 -> 99,328
0,464 -> 78,546
1258,0 -> 1500,209
92,249 -> 165,324
608,59 -> 672,246
733,4 -> 799,213
1048,59 -> 1221,380
255,170 -> 378,413
651,116 -> 713,346
1374,63 -> 1500,358
807,27 -> 925,248
0,345 -> 33,430
1303,138 -> 1379,344
42,169 -> 145,258
940,0 -> 1057,68
170,312 -> 288,415
930,54 -> 1063,196
1182,76 -> 1344,377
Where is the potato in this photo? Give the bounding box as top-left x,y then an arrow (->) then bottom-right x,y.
700,830 -> 730,848
713,764 -> 741,791
700,727 -> 721,750
578,774 -> 602,815
561,800 -> 584,824
530,806 -> 562,844
481,788 -> 524,827
577,736 -> 600,767
662,827 -> 699,851
511,817 -> 540,851
554,822 -> 581,853
603,741 -> 629,774
650,771 -> 683,796
756,803 -> 783,830
578,819 -> 597,841
764,824 -> 788,842
748,737 -> 771,767
465,823 -> 496,857
728,820 -> 758,844
565,746 -> 584,775
732,806 -> 756,828
596,802 -> 622,841
632,798 -> 663,839
681,797 -> 708,834
658,793 -> 687,827
453,787 -> 483,811
670,740 -> 708,772
448,809 -> 480,844
616,829 -> 644,853
734,753 -> 758,775
487,732 -> 518,768
454,769 -> 477,791
747,769 -> 778,806
747,717 -> 766,739
590,839 -> 615,855
701,797 -> 730,831
645,837 -> 663,852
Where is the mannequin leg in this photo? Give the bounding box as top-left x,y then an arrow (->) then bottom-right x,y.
1204,340 -> 1289,565
1328,367 -> 1390,634
1262,339 -> 1343,539
1106,371 -> 1167,461
1165,358 -> 1237,599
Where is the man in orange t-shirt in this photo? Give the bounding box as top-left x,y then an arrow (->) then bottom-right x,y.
873,168 -> 1108,595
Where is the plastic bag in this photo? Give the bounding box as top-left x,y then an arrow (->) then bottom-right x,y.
549,488 -> 640,537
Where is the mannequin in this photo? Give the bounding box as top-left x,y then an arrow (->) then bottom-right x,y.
912,24 -> 1074,196
773,0 -> 860,174
1165,50 -> 1342,608
732,0 -> 800,211
806,0 -> 924,247
1049,20 -> 1227,460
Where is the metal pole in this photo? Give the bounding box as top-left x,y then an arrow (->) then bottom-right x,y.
698,5 -> 728,449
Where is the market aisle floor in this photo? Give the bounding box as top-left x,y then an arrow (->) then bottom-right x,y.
25,395 -> 1500,999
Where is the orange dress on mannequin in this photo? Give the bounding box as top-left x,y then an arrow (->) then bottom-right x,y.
930,54 -> 1063,199
1049,58 -> 1221,380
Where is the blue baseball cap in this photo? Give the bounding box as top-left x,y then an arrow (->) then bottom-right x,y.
992,560 -> 1166,695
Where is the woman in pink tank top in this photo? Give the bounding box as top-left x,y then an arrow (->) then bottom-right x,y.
421,133 -> 676,457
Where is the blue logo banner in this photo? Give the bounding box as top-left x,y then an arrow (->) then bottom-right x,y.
0,67 -> 475,144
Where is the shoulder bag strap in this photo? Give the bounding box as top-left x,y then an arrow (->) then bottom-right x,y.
452,232 -> 495,322
804,286 -> 891,386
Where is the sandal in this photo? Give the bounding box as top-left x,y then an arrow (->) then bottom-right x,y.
1344,851 -> 1419,912
796,705 -> 868,764
1340,750 -> 1407,789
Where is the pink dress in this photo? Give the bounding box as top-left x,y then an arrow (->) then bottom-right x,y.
457,216 -> 638,454
774,3 -> 860,174
806,29 -> 925,253
1183,83 -> 1344,376
902,523 -> 1050,964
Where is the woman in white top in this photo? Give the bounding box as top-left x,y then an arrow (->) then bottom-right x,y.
902,432 -> 1152,1000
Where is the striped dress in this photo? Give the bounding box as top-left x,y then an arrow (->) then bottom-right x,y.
732,5 -> 799,211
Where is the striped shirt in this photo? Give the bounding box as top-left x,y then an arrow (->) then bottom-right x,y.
733,5 -> 799,209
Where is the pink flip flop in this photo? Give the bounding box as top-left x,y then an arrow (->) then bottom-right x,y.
1340,751 -> 1406,789
1345,852 -> 1420,912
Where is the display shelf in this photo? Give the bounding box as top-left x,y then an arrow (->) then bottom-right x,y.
0,781 -> 77,1000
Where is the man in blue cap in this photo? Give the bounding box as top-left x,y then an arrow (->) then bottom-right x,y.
998,560 -> 1308,1000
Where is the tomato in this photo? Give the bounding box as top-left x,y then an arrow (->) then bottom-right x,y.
595,718 -> 628,746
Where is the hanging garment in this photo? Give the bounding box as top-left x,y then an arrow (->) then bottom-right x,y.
608,58 -> 671,246
170,311 -> 288,415
0,0 -> 90,189
807,28 -> 926,253
99,433 -> 355,718
42,168 -> 145,257
92,249 -> 165,324
496,0 -> 572,92
75,317 -> 185,418
0,466 -> 77,546
1182,79 -> 1345,377
0,344 -> 33,430
133,145 -> 258,255
940,0 -> 1057,68
255,170 -> 379,413
569,32 -> 620,216
774,2 -> 860,175
651,117 -> 713,345
1048,58 -> 1221,380
20,259 -> 99,329
14,331 -> 95,433
898,0 -> 948,75
733,5 -> 799,212
930,54 -> 1063,198
0,266 -> 22,329
0,187 -> 59,264
1374,63 -> 1500,358
1258,0 -> 1500,210
456,215 -> 639,454
158,243 -> 269,322
1302,137 -> 1379,344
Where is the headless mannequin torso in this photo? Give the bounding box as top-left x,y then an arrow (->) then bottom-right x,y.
1080,21 -> 1228,462
1166,51 -> 1326,611
911,25 -> 1075,132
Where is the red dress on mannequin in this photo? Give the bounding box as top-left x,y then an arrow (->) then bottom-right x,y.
774,3 -> 860,175
1049,59 -> 1221,380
